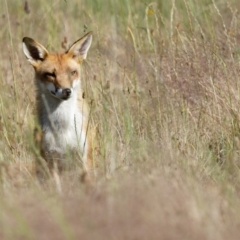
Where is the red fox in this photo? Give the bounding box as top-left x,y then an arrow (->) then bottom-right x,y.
22,32 -> 94,177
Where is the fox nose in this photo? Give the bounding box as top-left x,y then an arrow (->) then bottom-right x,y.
62,88 -> 71,99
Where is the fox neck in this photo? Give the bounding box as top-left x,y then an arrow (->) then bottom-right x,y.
36,80 -> 81,131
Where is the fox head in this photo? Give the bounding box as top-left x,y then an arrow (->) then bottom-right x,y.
22,32 -> 92,100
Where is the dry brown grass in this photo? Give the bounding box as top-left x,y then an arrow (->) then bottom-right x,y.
1,0 -> 240,239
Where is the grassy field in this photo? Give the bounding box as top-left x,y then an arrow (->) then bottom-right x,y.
1,0 -> 240,239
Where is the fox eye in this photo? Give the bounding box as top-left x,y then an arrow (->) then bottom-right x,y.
44,72 -> 55,78
71,70 -> 77,76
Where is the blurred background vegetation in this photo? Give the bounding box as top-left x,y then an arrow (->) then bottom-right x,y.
1,0 -> 240,239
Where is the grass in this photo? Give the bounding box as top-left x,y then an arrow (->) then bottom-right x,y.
1,0 -> 240,239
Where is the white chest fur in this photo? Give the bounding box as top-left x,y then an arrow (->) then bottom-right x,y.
39,92 -> 87,156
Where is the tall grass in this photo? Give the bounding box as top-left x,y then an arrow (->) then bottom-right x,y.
1,0 -> 240,239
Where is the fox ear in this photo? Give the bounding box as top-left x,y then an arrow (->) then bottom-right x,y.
22,37 -> 48,66
67,31 -> 92,61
